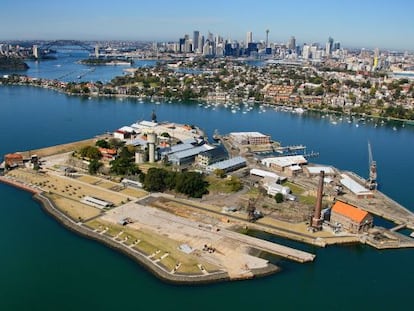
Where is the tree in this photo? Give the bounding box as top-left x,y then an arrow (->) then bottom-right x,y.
79,146 -> 102,160
214,169 -> 226,178
275,193 -> 284,203
225,176 -> 243,192
96,139 -> 110,149
119,146 -> 135,160
175,171 -> 209,198
110,157 -> 141,176
108,138 -> 125,149
88,159 -> 103,175
143,168 -> 168,192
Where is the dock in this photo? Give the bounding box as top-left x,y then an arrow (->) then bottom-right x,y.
224,229 -> 315,263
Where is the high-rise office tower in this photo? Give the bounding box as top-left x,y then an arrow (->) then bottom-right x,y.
302,44 -> 310,59
288,36 -> 296,50
328,37 -> 334,50
265,29 -> 269,48
325,42 -> 331,56
246,31 -> 253,46
193,30 -> 200,52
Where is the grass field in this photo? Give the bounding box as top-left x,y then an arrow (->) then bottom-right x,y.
85,218 -> 220,274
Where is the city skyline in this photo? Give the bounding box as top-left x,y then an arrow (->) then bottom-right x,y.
1,0 -> 414,51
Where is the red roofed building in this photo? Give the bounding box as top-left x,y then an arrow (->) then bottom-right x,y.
5,153 -> 24,168
98,148 -> 117,160
330,201 -> 373,234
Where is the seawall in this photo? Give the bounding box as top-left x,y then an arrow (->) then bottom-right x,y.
0,176 -> 279,284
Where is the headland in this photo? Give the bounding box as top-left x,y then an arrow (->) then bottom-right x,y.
2,119 -> 414,284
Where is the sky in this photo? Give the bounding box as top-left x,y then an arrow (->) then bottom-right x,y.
1,0 -> 414,51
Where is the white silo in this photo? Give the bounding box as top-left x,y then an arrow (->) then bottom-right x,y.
147,132 -> 157,163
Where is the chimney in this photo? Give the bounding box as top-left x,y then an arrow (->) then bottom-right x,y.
311,170 -> 325,231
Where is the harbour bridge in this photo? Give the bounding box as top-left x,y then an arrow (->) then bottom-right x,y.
39,40 -> 95,53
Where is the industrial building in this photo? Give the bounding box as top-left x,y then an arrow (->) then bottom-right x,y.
169,144 -> 214,167
330,201 -> 373,233
263,178 -> 291,197
4,153 -> 24,168
261,155 -> 307,176
206,156 -> 246,173
340,173 -> 374,199
195,146 -> 228,168
304,166 -> 335,177
229,132 -> 271,145
81,196 -> 114,209
250,168 -> 287,183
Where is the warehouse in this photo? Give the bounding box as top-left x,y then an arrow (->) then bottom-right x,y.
229,132 -> 271,145
304,166 -> 336,177
206,156 -> 246,173
261,155 -> 307,176
169,144 -> 214,167
340,174 -> 374,199
250,168 -> 287,183
195,146 -> 228,168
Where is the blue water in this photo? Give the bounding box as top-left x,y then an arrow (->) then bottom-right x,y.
1,70 -> 414,309
0,49 -> 157,83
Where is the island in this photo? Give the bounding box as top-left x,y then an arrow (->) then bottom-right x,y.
80,58 -> 133,66
0,55 -> 29,70
2,117 -> 414,284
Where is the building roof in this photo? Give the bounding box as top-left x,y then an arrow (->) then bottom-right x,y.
261,155 -> 307,168
306,166 -> 335,175
5,153 -> 23,160
139,120 -> 158,127
206,156 -> 246,171
340,173 -> 373,195
170,144 -> 213,161
250,168 -> 286,181
117,126 -> 135,133
332,201 -> 369,223
198,145 -> 228,159
230,131 -> 269,138
129,137 -> 148,147
98,148 -> 117,155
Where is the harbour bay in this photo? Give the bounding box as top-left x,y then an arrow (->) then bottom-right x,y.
1,85 -> 414,310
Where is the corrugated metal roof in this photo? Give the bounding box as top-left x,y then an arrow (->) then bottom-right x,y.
206,156 -> 246,171
262,155 -> 307,168
170,144 -> 212,160
129,137 -> 148,146
340,174 -> 372,195
230,131 -> 268,137
250,168 -> 284,181
306,166 -> 335,175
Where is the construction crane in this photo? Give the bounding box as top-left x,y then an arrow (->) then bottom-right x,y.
247,191 -> 263,222
367,141 -> 378,190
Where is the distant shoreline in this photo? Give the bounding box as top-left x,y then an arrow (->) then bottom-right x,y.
1,81 -> 413,124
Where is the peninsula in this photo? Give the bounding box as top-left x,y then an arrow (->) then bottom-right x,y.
2,118 -> 414,284
0,55 -> 29,70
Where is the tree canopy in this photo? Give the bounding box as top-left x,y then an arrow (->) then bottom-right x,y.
143,168 -> 209,198
79,146 -> 102,160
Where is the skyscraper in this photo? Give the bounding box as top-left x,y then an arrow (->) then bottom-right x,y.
302,44 -> 310,59
246,31 -> 253,46
288,36 -> 296,50
193,30 -> 200,52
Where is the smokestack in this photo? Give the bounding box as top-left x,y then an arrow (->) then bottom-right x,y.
312,170 -> 325,231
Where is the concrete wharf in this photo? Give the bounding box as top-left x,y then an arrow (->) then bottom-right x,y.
223,229 -> 315,263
